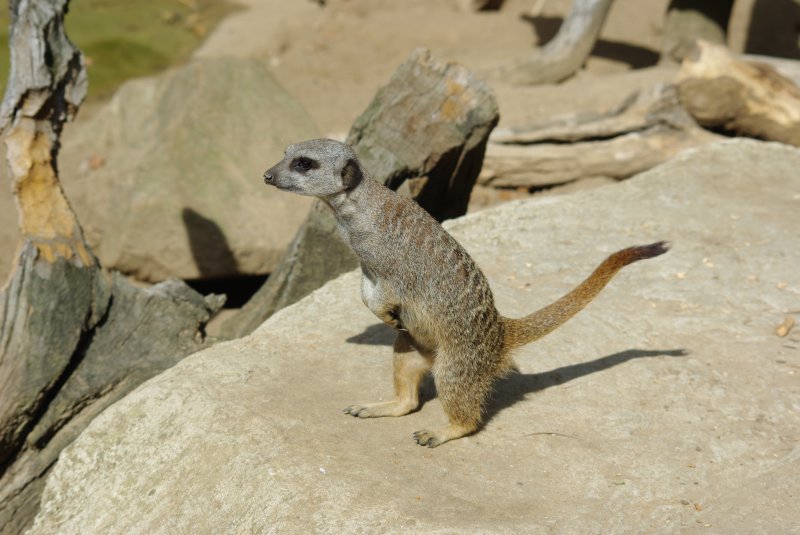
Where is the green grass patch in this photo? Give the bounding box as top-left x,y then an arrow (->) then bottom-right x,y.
0,0 -> 238,101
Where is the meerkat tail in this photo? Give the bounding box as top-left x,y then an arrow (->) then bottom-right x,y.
502,241 -> 670,350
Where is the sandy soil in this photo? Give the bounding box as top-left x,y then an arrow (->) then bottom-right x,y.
193,0 -> 783,137
195,0 -> 675,135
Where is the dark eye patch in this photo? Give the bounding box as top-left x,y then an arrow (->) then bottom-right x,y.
292,157 -> 318,172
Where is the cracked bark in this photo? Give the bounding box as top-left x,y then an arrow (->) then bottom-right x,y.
0,2 -> 223,533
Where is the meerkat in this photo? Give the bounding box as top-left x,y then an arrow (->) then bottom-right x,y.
263,138 -> 668,448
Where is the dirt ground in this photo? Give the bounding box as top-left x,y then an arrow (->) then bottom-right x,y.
194,0 -> 782,136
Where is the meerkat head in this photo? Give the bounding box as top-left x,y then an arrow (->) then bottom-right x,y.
263,138 -> 364,198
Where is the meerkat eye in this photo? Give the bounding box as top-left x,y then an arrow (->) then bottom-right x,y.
293,157 -> 314,172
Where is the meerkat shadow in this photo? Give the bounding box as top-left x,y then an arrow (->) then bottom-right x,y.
346,323 -> 397,346
484,348 -> 688,424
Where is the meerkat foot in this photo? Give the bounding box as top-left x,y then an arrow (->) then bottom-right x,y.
343,400 -> 415,418
412,423 -> 476,448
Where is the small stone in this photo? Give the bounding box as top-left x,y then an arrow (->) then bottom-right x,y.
776,316 -> 795,337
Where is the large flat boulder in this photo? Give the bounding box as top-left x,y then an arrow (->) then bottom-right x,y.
54,58 -> 316,282
30,140 -> 800,533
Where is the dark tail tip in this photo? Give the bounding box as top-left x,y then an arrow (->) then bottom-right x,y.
613,241 -> 671,266
636,240 -> 671,259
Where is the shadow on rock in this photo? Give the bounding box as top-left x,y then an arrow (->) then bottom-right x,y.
520,14 -> 660,69
485,348 -> 688,423
346,323 -> 397,346
345,326 -> 687,423
745,0 -> 800,60
182,207 -> 238,278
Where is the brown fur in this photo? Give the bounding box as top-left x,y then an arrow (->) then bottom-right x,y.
263,139 -> 670,448
503,242 -> 670,350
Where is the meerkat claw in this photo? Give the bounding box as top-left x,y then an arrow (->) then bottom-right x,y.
344,405 -> 374,418
412,429 -> 441,448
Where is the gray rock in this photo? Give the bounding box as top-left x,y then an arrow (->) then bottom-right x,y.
56,57 -> 316,282
220,48 -> 499,338
29,140 -> 800,533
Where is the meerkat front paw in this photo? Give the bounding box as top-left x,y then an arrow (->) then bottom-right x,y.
387,318 -> 407,331
380,308 -> 407,331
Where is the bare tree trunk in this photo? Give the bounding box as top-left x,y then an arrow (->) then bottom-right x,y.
0,2 -> 222,532
1,0 -> 93,477
661,0 -> 734,62
489,0 -> 613,85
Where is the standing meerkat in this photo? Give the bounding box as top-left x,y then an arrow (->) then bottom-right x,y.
263,138 -> 669,448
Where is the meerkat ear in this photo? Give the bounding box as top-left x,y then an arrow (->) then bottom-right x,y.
341,159 -> 363,190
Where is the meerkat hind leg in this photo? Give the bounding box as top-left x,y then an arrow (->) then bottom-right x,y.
412,422 -> 478,448
344,332 -> 431,418
413,357 -> 490,448
413,396 -> 482,447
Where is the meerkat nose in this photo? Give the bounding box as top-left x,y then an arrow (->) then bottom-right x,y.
263,171 -> 274,185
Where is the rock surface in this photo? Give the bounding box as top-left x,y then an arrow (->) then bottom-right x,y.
56,57 -> 316,282
30,140 -> 800,533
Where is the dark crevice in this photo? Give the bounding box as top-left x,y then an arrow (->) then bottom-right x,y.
42,29 -> 55,70
527,182 -> 569,195
32,375 -> 121,451
700,124 -> 747,139
185,275 -> 268,309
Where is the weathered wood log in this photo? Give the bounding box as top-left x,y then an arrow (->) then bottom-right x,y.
479,84 -> 721,188
220,48 -> 499,338
0,2 -> 223,533
743,55 -> 800,87
489,0 -> 613,85
677,41 -> 800,147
